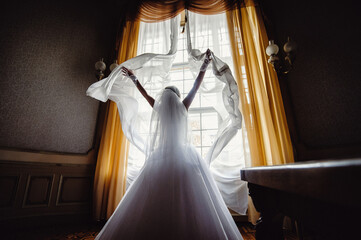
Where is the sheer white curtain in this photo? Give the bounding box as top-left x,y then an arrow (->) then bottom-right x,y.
126,18 -> 178,186
126,11 -> 249,214
186,11 -> 249,215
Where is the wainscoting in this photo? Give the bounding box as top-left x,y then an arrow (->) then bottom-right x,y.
0,149 -> 96,222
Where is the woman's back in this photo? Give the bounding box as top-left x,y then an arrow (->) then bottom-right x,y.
147,89 -> 189,156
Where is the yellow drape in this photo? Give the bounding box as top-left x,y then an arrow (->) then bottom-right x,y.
226,0 -> 294,223
93,20 -> 140,220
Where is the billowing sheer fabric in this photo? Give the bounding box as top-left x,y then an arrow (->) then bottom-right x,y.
185,11 -> 248,214
86,11 -> 247,239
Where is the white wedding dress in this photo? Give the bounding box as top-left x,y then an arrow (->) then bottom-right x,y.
94,89 -> 243,240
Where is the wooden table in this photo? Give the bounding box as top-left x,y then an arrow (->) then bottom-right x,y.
241,159 -> 361,239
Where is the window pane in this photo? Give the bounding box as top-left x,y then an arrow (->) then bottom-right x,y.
191,93 -> 201,108
201,112 -> 218,130
170,70 -> 183,80
202,129 -> 218,146
184,70 -> 193,80
178,38 -> 185,50
174,50 -> 184,63
220,44 -> 231,57
202,147 -> 210,159
201,80 -> 217,90
192,131 -> 201,146
183,80 -> 194,93
201,93 -> 219,108
189,113 -> 201,130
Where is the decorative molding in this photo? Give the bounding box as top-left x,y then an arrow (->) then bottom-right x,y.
0,148 -> 96,165
56,175 -> 93,206
0,148 -> 95,221
22,174 -> 55,208
0,175 -> 20,208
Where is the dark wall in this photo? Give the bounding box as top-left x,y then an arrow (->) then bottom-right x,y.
0,0 -> 118,154
260,0 -> 361,161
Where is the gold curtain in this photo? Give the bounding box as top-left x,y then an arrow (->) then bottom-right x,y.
226,0 -> 294,223
93,20 -> 140,220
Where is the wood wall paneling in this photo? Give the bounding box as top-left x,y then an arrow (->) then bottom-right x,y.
0,159 -> 95,221
56,175 -> 93,206
23,175 -> 54,208
0,176 -> 20,208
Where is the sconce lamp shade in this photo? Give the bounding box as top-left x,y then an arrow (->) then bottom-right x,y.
283,37 -> 297,53
109,60 -> 119,72
95,58 -> 106,71
266,40 -> 279,56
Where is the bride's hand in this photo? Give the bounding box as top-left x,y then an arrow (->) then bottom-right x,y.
121,66 -> 134,78
205,49 -> 212,62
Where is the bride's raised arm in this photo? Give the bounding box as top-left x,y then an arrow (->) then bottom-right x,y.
121,66 -> 155,107
183,49 -> 212,110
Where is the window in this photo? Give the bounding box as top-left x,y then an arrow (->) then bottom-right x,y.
170,30 -> 225,158
128,12 -> 247,170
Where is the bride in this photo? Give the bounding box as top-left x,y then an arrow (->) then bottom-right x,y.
93,49 -> 243,240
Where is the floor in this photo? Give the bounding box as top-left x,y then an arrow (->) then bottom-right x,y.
3,221 -> 298,240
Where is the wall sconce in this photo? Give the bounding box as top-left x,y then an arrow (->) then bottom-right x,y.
266,37 -> 297,74
94,58 -> 119,80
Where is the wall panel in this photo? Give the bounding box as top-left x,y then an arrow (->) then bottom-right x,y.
56,175 -> 92,206
0,176 -> 19,208
0,157 -> 94,221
